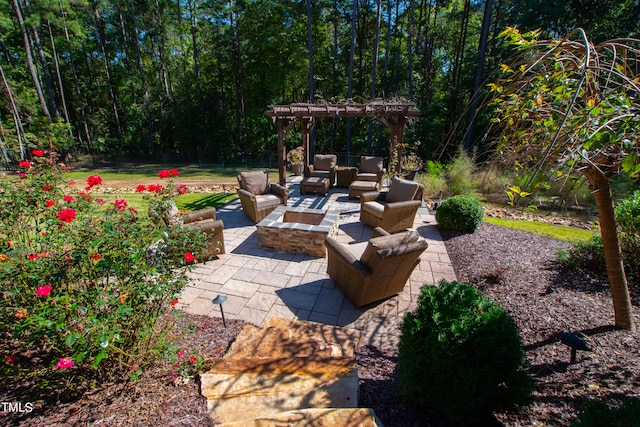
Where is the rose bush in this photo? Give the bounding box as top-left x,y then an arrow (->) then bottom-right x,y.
0,149 -> 207,380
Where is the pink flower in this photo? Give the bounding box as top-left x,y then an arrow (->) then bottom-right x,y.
96,198 -> 106,205
183,252 -> 195,263
114,199 -> 127,212
18,160 -> 32,168
54,357 -> 74,370
18,173 -> 26,178
6,355 -> 17,364
68,179 -> 76,185
169,169 -> 180,176
63,195 -> 75,203
45,200 -> 55,207
32,149 -> 44,157
86,175 -> 102,188
56,208 -> 77,223
36,285 -> 53,297
136,184 -> 146,192
158,170 -> 171,179
177,350 -> 185,357
178,184 -> 188,195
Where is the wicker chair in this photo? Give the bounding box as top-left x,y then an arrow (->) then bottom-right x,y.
359,177 -> 424,234
355,156 -> 385,188
237,170 -> 289,223
304,154 -> 337,186
149,201 -> 225,257
325,228 -> 428,307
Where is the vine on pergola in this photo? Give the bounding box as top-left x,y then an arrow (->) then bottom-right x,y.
481,27 -> 640,330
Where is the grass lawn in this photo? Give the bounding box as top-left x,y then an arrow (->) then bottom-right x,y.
95,192 -> 237,213
484,216 -> 596,242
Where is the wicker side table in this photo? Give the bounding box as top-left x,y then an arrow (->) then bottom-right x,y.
335,167 -> 357,188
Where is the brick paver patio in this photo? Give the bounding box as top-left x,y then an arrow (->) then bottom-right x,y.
179,177 -> 457,350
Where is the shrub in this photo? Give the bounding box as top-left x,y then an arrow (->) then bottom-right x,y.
435,195 -> 484,232
0,150 -> 207,380
416,160 -> 448,198
573,398 -> 640,426
446,147 -> 479,196
398,281 -> 532,425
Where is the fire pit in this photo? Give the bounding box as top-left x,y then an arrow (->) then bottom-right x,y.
256,206 -> 339,257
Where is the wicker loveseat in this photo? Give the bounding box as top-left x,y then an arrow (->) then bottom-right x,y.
325,228 -> 428,307
237,170 -> 289,223
149,201 -> 225,257
359,177 -> 424,234
304,154 -> 337,186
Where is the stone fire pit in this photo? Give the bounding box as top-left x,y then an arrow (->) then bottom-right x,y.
256,206 -> 339,257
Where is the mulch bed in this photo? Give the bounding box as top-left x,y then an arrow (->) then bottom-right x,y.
2,222 -> 639,426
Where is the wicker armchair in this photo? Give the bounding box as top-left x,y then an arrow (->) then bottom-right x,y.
237,170 -> 289,223
359,177 -> 424,234
325,228 -> 428,307
149,201 -> 225,257
304,154 -> 337,186
355,156 -> 385,188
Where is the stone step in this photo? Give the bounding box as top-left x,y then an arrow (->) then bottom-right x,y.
216,408 -> 383,427
223,317 -> 361,359
200,317 -> 364,425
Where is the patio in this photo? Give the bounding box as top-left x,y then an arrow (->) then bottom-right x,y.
178,177 -> 457,349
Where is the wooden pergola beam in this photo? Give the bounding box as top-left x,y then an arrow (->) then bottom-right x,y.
266,102 -> 421,186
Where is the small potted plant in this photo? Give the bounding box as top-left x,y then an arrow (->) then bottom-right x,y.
287,146 -> 305,176
402,152 -> 424,180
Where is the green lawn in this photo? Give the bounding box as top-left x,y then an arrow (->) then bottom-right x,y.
95,192 -> 237,213
484,216 -> 596,242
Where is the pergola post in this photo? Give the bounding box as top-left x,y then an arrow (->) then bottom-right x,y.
276,119 -> 289,186
300,118 -> 315,172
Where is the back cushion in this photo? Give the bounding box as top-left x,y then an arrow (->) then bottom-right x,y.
360,156 -> 384,173
314,154 -> 336,171
386,177 -> 419,203
360,231 -> 418,269
240,170 -> 269,195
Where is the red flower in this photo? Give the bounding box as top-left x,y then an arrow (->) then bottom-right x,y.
45,200 -> 55,207
170,299 -> 179,307
63,195 -> 75,203
96,198 -> 106,205
6,355 -> 17,364
158,169 -> 171,178
169,169 -> 180,176
54,357 -> 74,370
27,253 -> 39,261
56,208 -> 77,223
147,184 -> 163,193
136,184 -> 146,192
18,173 -> 26,178
178,184 -> 188,195
189,355 -> 197,363
42,184 -> 54,191
183,252 -> 195,263
114,199 -> 127,212
177,350 -> 185,357
90,253 -> 101,261
18,161 -> 32,168
32,149 -> 44,157
36,285 -> 53,297
78,191 -> 92,200
86,175 -> 102,188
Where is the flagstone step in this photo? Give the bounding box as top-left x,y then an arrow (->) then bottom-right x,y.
216,408 -> 383,427
200,317 -> 370,425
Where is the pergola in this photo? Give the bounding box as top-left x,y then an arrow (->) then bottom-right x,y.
265,101 -> 421,186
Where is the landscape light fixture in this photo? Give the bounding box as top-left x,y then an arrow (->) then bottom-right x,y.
211,295 -> 228,328
560,331 -> 591,363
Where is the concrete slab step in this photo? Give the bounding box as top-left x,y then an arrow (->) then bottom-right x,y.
216,408 -> 383,426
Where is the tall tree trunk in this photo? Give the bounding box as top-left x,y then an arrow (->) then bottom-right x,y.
231,5 -> 245,157
306,0 -> 316,157
47,23 -> 71,127
407,0 -> 415,98
10,0 -> 52,120
0,63 -> 27,158
367,0 -> 382,152
444,0 -> 470,135
584,164 -> 635,330
29,19 -> 59,118
346,0 -> 357,165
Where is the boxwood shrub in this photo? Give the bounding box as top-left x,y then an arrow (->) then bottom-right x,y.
435,195 -> 484,232
398,281 -> 532,425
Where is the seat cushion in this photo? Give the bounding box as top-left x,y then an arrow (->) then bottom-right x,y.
362,201 -> 385,219
314,154 -> 336,171
310,170 -> 331,179
386,177 -> 419,203
255,193 -> 283,209
356,172 -> 379,182
360,156 -> 384,173
360,231 -> 419,269
240,170 -> 269,195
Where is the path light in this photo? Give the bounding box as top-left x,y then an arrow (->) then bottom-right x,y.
212,295 -> 228,328
560,331 -> 591,363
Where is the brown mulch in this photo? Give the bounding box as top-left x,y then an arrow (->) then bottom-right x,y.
2,222 -> 639,426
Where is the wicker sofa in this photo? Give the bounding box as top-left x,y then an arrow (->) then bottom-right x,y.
325,228 -> 428,307
237,170 -> 289,223
304,154 -> 337,186
149,201 -> 225,257
359,177 -> 424,234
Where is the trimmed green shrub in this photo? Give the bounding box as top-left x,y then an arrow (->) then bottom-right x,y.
398,281 -> 532,425
435,195 -> 484,232
573,398 -> 640,426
